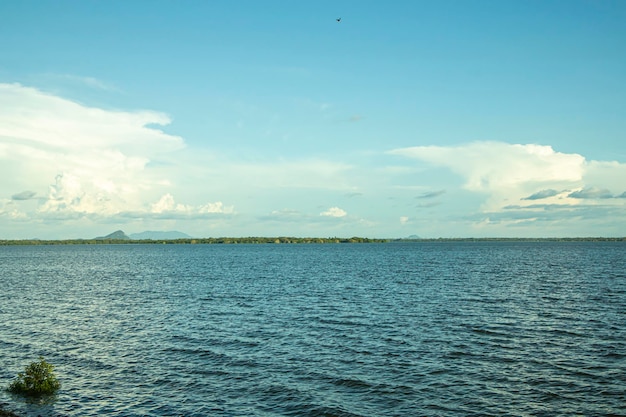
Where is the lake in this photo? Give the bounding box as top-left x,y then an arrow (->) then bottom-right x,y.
0,242 -> 624,416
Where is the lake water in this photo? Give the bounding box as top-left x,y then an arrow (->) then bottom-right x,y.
0,242 -> 624,416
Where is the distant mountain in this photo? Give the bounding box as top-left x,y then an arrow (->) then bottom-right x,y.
129,231 -> 192,240
94,230 -> 130,240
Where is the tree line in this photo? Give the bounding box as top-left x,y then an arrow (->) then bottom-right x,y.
1,236 -> 624,246
0,236 -> 391,246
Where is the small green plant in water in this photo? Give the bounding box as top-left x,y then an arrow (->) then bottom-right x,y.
7,357 -> 60,396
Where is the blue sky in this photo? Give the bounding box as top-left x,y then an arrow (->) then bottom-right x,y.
1,0 -> 625,239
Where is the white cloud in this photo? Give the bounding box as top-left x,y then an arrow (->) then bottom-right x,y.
199,201 -> 234,214
584,160 -> 626,193
151,193 -> 185,214
0,83 -> 182,151
320,207 -> 347,218
0,83 -> 194,221
0,83 -> 367,237
388,141 -> 626,231
0,199 -> 27,220
3,82 -> 623,239
149,193 -> 233,216
389,142 -> 585,192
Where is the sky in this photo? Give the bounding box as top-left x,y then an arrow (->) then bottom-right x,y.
1,0 -> 625,239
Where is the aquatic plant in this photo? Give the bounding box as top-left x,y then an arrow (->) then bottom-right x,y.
7,357 -> 60,396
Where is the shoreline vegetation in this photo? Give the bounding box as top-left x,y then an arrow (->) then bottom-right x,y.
2,358 -> 60,417
0,237 -> 624,246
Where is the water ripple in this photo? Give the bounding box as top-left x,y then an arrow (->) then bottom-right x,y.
0,242 -> 624,416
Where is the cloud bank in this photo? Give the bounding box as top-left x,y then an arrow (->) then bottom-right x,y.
389,142 -> 626,233
2,83 -> 624,238
0,83 -> 231,226
0,83 -> 366,238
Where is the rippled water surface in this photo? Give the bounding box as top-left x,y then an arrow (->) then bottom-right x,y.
1,242 -> 625,416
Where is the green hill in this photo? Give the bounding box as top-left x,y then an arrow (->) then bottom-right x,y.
94,230 -> 130,240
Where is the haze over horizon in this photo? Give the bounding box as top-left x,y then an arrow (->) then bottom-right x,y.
1,1 -> 625,239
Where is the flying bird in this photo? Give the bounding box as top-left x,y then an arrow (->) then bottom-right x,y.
336,17 -> 341,22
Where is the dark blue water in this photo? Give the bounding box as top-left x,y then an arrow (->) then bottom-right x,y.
0,242 -> 624,416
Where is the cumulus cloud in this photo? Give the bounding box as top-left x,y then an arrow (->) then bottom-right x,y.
389,142 -> 585,192
0,199 -> 26,220
1,83 -> 373,238
388,141 -> 626,228
320,207 -> 347,218
0,83 -> 240,227
150,194 -> 233,216
583,160 -> 626,192
4,81 -> 624,238
199,201 -> 234,214
107,193 -> 235,221
0,83 -> 182,151
151,193 -> 185,213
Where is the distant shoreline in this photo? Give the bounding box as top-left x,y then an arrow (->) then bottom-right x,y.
0,237 -> 624,246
